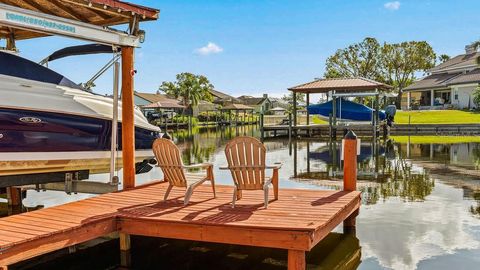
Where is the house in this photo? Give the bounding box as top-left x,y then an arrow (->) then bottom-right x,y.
133,92 -> 181,107
237,94 -> 273,113
209,89 -> 241,105
134,91 -> 216,116
403,45 -> 480,110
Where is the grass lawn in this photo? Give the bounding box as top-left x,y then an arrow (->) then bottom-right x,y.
391,136 -> 480,144
312,115 -> 328,124
396,110 -> 480,124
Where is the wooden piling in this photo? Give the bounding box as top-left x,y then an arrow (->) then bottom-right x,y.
343,130 -> 358,233
121,46 -> 135,189
288,113 -> 292,142
260,113 -> 265,140
6,187 -> 21,207
288,249 -> 305,270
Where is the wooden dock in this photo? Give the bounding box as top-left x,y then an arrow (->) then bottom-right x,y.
262,123 -> 480,139
0,182 -> 360,270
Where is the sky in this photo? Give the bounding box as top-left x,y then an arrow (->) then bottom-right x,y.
10,0 -> 480,99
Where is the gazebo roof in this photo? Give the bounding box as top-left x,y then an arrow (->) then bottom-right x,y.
221,103 -> 254,110
288,77 -> 392,94
0,0 -> 159,40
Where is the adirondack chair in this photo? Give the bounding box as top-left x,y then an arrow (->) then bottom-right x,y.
152,138 -> 216,205
223,136 -> 282,208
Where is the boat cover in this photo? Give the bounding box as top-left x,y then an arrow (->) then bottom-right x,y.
307,99 -> 386,121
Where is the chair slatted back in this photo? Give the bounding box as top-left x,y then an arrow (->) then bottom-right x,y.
152,138 -> 187,187
225,136 -> 266,190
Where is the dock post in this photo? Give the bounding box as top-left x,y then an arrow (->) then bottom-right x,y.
7,187 -> 21,207
343,130 -> 358,234
119,233 -> 131,267
306,93 -> 310,137
288,113 -> 292,143
288,249 -> 306,270
121,46 -> 136,189
260,113 -> 265,141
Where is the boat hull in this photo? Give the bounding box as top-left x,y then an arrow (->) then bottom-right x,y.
0,108 -> 160,176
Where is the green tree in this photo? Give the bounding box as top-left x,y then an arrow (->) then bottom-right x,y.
438,54 -> 451,64
380,41 -> 436,107
282,92 -> 305,112
325,37 -> 383,80
159,73 -> 214,113
471,40 -> 480,52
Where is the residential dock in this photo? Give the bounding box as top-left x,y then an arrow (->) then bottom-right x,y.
0,182 -> 360,270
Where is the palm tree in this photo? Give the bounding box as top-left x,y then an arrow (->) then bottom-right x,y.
159,73 -> 214,114
472,40 -> 480,52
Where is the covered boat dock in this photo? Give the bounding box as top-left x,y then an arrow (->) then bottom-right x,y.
0,1 -> 361,269
261,77 -> 393,139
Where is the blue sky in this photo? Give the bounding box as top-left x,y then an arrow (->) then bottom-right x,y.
12,0 -> 480,98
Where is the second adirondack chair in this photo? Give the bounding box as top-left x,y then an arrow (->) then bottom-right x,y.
223,136 -> 281,208
153,138 -> 216,205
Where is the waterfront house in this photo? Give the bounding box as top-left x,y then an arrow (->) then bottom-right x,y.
134,91 -> 216,116
210,89 -> 241,106
403,45 -> 480,110
237,94 -> 273,113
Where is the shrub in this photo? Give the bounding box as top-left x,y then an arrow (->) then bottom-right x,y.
474,86 -> 480,109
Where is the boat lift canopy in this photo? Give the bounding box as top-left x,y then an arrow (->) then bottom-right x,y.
0,1 -> 158,47
0,0 -> 159,189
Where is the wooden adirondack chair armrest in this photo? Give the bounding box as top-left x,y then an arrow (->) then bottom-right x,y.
183,163 -> 213,170
266,162 -> 283,170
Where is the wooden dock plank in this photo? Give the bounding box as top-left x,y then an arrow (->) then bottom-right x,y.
0,182 -> 361,268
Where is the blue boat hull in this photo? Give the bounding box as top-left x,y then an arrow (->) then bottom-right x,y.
307,99 -> 386,121
0,108 -> 160,153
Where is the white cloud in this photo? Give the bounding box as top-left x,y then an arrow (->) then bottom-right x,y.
195,42 -> 223,55
384,1 -> 401,10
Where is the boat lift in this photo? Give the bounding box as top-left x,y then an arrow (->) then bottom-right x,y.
0,1 -> 158,198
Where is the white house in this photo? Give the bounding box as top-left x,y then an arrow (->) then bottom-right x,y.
403,45 -> 480,110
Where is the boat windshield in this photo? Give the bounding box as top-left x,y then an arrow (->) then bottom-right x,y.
0,51 -> 82,90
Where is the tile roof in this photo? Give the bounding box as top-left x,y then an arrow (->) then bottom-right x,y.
288,77 -> 391,93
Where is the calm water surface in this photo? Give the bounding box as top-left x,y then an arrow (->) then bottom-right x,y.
5,126 -> 480,270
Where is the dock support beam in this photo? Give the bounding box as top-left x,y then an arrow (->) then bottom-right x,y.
292,91 -> 297,136
343,130 -> 358,234
288,249 -> 305,270
121,46 -> 136,189
6,187 -> 21,207
306,93 -> 310,136
119,233 -> 131,267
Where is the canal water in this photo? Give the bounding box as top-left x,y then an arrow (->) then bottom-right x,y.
5,125 -> 480,270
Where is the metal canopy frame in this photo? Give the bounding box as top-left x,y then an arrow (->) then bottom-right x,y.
0,3 -> 140,47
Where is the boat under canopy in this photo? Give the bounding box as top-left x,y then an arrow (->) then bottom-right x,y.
307,99 -> 386,122
0,50 -> 160,176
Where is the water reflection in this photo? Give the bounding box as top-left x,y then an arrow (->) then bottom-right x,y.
12,126 -> 480,269
15,232 -> 360,270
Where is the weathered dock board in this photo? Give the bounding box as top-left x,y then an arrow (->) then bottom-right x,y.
0,182 -> 360,270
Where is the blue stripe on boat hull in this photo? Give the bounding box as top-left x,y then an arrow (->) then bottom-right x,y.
0,108 -> 160,152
